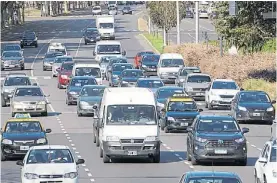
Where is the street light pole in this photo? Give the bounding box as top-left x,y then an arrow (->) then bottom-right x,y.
195,1 -> 199,43
176,1 -> 180,45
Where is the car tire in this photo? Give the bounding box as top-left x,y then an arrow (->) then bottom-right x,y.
100,147 -> 103,158
208,102 -> 213,110
21,65 -> 25,70
1,151 -> 6,161
1,67 -> 4,71
237,158 -> 247,166
153,151 -> 160,163
93,130 -> 96,143
263,175 -> 267,183
1,97 -> 6,107
77,111 -> 82,117
41,111 -> 48,116
186,143 -> 191,161
43,66 -> 46,71
35,44 -> 38,48
21,45 -> 24,48
58,83 -> 62,89
164,126 -> 170,133
205,101 -> 208,108
103,150 -> 110,163
11,112 -> 15,117
96,134 -> 100,147
85,41 -> 87,45
191,155 -> 198,165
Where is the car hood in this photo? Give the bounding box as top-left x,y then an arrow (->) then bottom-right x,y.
239,102 -> 273,109
122,77 -> 139,82
24,164 -> 77,175
186,82 -> 210,89
166,111 -> 199,118
44,58 -> 55,62
60,70 -> 72,76
159,67 -> 180,73
98,29 -> 114,34
95,55 -> 121,62
68,86 -> 82,92
13,96 -> 45,102
142,62 -> 158,66
2,57 -> 23,61
79,96 -> 102,102
157,98 -> 167,104
211,89 -> 239,95
112,71 -> 122,76
196,131 -> 243,140
149,88 -> 158,93
2,132 -> 45,141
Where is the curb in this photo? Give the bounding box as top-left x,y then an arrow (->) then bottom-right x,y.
139,34 -> 160,54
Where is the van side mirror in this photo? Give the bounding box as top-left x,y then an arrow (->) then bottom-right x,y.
16,160 -> 24,166
186,126 -> 193,132
76,158 -> 85,165
92,105 -> 98,110
122,50 -> 126,56
93,51 -> 96,56
240,88 -> 244,91
161,108 -> 165,112
45,128 -> 52,133
241,127 -> 249,134
272,100 -> 276,104
198,108 -> 203,112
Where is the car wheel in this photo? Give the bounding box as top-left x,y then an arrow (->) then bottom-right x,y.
264,175 -> 267,183
186,142 -> 191,161
1,97 -> 6,107
1,151 -> 6,161
77,110 -> 82,117
35,44 -> 38,48
164,126 -> 170,133
152,151 -> 160,163
237,158 -> 247,166
208,102 -> 213,110
43,66 -> 46,71
96,134 -> 100,147
100,147 -> 103,158
41,111 -> 48,116
205,101 -> 208,108
85,41 -> 87,45
103,150 -> 110,163
1,67 -> 4,71
11,112 -> 15,117
93,130 -> 96,143
191,155 -> 198,165
21,45 -> 24,48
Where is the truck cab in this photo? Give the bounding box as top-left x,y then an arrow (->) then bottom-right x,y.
93,41 -> 126,62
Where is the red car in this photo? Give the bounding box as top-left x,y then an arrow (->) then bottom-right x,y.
57,62 -> 74,89
134,51 -> 155,69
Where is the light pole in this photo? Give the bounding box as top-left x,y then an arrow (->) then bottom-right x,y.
176,1 -> 180,45
195,1 -> 199,43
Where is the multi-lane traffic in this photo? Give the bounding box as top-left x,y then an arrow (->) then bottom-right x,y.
1,5 -> 274,183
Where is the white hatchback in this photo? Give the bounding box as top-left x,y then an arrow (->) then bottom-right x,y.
17,145 -> 85,183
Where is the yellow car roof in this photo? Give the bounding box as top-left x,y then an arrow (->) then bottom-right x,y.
6,118 -> 40,122
169,98 -> 194,102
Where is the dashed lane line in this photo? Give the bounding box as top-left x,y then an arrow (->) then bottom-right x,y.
0,76 -> 52,80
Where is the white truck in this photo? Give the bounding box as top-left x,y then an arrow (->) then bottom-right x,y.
96,15 -> 115,40
94,87 -> 161,163
72,62 -> 102,85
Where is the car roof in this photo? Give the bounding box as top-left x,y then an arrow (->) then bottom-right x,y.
187,73 -> 210,77
46,51 -> 63,55
4,44 -> 21,47
72,76 -> 96,79
137,78 -> 162,81
30,145 -> 70,150
186,171 -> 240,178
138,51 -> 154,54
2,50 -> 21,53
122,69 -> 142,72
198,115 -> 235,120
160,53 -> 183,59
96,40 -> 121,45
6,73 -> 28,78
74,63 -> 100,67
239,90 -> 267,94
157,86 -> 183,90
143,53 -> 160,57
213,79 -> 235,82
82,85 -> 107,88
15,85 -> 40,89
6,118 -> 40,122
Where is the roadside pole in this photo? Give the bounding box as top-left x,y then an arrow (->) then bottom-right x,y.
195,1 -> 199,43
176,1 -> 180,45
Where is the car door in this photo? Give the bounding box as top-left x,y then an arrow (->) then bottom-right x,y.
98,105 -> 106,144
256,144 -> 269,180
205,82 -> 211,102
156,59 -> 161,77
231,93 -> 239,116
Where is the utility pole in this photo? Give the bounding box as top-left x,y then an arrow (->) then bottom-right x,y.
195,1 -> 199,43
176,0 -> 180,45
148,16 -> 151,34
49,1 -> 53,16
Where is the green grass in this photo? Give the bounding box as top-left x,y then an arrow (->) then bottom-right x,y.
261,38 -> 276,53
143,33 -> 164,53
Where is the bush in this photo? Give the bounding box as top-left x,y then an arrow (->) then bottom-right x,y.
261,38 -> 276,53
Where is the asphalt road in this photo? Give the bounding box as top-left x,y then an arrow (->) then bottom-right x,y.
0,6 -> 272,183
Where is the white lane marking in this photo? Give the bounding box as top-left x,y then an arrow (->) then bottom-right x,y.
74,36 -> 83,58
77,155 -> 82,158
87,173 -> 92,177
84,168 -> 89,172
75,151 -> 79,154
257,148 -> 262,151
90,179 -> 95,182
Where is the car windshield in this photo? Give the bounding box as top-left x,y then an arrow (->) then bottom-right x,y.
61,63 -> 73,71
113,64 -> 133,72
93,7 -> 100,10
197,119 -> 240,132
157,89 -> 184,99
4,77 -> 31,86
239,93 -> 270,103
75,67 -> 101,78
101,57 -> 114,63
161,59 -> 184,67
54,57 -> 72,63
4,45 -> 21,51
121,70 -> 143,77
188,177 -> 240,183
50,49 -> 66,55
110,7 -> 116,10
187,75 -> 211,83
23,33 -> 36,39
180,68 -> 201,76
70,78 -> 97,87
212,81 -> 238,90
3,52 -> 21,57
138,51 -> 154,57
106,105 -> 157,125
142,55 -> 160,63
270,147 -> 277,162
137,80 -> 164,88
109,58 -> 127,65
26,149 -> 74,164
80,87 -> 105,97
4,122 -> 42,133
14,88 -> 43,97
45,52 -> 63,58
168,101 -> 197,111
99,23 -> 114,29
97,45 -> 120,54
124,7 -> 130,10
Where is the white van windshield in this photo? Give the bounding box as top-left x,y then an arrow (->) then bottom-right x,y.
99,23 -> 114,29
75,67 -> 101,78
97,45 -> 121,54
161,59 -> 184,67
106,105 -> 157,125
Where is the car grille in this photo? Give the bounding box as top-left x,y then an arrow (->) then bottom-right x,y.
147,65 -> 156,68
39,175 -> 63,179
219,101 -> 231,104
120,139 -> 144,143
13,140 -> 35,146
22,101 -> 37,105
220,95 -> 234,99
87,101 -> 98,105
123,146 -> 142,150
5,60 -> 19,64
168,72 -> 177,76
193,88 -> 206,91
205,140 -> 234,148
40,181 -> 62,183
247,108 -> 266,112
175,117 -> 194,123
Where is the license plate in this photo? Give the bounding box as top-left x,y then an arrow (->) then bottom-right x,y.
9,65 -> 15,68
127,151 -> 137,156
253,113 -> 260,116
181,123 -> 188,126
196,93 -> 203,96
27,105 -> 36,109
214,149 -> 227,154
20,146 -> 29,150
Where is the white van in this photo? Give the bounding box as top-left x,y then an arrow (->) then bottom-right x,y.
47,42 -> 67,56
93,41 -> 126,62
72,63 -> 102,85
94,87 -> 160,163
157,53 -> 185,84
96,15 -> 115,40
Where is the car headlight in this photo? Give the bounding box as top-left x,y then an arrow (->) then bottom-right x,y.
235,137 -> 245,143
167,116 -> 175,121
157,102 -> 165,108
145,136 -> 159,141
186,86 -> 193,92
61,75 -> 68,79
195,137 -> 207,143
38,101 -> 46,105
267,107 -> 274,112
64,172 -> 78,179
106,136 -> 119,141
4,89 -> 11,93
2,139 -> 13,145
142,65 -> 147,68
69,91 -> 77,95
113,75 -> 118,78
122,81 -> 128,84
238,106 -> 247,111
24,173 -> 39,179
37,138 -> 46,144
80,101 -> 89,106
13,101 -> 22,105
272,171 -> 277,178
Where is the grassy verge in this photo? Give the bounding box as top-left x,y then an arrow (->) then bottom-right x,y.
25,8 -> 41,17
143,33 -> 164,53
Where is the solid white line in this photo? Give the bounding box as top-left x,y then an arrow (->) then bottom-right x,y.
87,173 -> 92,177
184,161 -> 190,165
74,37 -> 83,58
90,179 -> 95,182
84,168 -> 89,172
71,144 -> 75,146
257,148 -> 262,151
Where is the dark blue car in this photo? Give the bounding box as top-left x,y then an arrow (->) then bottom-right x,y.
231,90 -> 276,124
118,69 -> 144,87
140,54 -> 160,76
66,76 -> 98,105
155,86 -> 185,106
135,78 -> 164,93
108,63 -> 133,87
179,171 -> 242,183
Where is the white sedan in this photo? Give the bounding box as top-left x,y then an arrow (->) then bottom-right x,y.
254,140 -> 277,183
17,145 -> 85,183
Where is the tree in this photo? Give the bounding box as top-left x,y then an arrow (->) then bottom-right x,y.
213,1 -> 276,53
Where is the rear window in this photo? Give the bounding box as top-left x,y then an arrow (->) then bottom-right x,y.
138,52 -> 154,57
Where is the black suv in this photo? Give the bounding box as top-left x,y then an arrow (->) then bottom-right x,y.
186,115 -> 249,166
20,31 -> 38,48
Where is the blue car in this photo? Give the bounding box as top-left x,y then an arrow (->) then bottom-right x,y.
118,69 -> 144,87
66,76 -> 98,105
179,171 -> 242,183
77,85 -> 107,116
106,57 -> 128,80
139,54 -> 160,76
155,86 -> 185,107
108,63 -> 133,87
136,78 -> 164,93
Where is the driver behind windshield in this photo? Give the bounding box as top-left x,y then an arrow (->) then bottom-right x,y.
51,150 -> 68,163
168,101 -> 197,111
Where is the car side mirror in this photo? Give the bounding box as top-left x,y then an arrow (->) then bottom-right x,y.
240,88 -> 244,91
272,100 -> 276,104
44,95 -> 50,97
258,157 -> 267,164
92,105 -> 98,110
45,128 -> 52,133
76,158 -> 85,165
108,68 -> 112,72
186,126 -> 193,132
122,50 -> 126,56
16,160 -> 24,166
93,51 -> 96,56
32,83 -> 38,86
161,108 -> 166,112
241,127 -> 249,134
198,108 -> 203,112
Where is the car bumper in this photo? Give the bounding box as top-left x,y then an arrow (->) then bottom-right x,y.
193,143 -> 247,162
67,95 -> 79,103
22,177 -> 78,183
12,105 -> 47,113
142,68 -> 157,76
78,106 -> 95,114
210,99 -> 232,107
1,143 -> 46,157
160,75 -> 177,83
21,41 -> 37,46
187,91 -> 206,99
52,70 -> 58,76
43,64 -> 53,70
236,111 -> 275,121
102,141 -> 160,158
100,34 -> 115,39
165,120 -> 194,130
85,38 -> 97,43
92,12 -> 102,15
